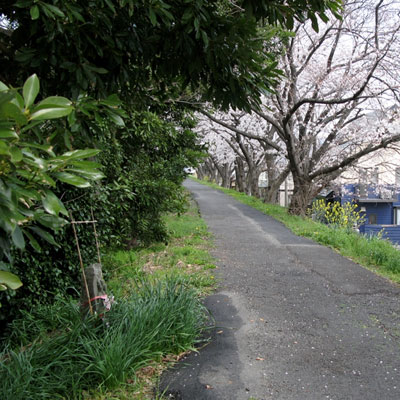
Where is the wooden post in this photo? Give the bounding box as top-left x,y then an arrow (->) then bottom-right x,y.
70,211 -> 93,315
91,208 -> 101,265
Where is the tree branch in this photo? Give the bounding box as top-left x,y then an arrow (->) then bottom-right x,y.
198,108 -> 282,152
310,133 -> 400,180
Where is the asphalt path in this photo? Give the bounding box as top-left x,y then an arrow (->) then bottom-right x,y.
159,179 -> 400,400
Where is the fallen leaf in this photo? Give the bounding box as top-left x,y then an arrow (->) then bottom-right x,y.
256,357 -> 265,361
217,330 -> 223,334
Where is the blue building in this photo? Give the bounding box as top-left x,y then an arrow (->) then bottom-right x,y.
339,183 -> 400,245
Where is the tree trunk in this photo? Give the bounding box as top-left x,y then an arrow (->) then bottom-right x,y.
196,166 -> 205,180
262,164 -> 290,205
288,175 -> 317,216
245,166 -> 260,198
249,171 -> 260,198
235,157 -> 246,192
264,186 -> 279,204
221,163 -> 231,188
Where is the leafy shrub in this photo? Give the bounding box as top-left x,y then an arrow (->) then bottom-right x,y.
0,75 -> 104,318
1,91 -> 204,328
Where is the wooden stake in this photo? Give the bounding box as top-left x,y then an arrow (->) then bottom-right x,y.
70,211 -> 93,315
91,208 -> 101,265
70,220 -> 97,224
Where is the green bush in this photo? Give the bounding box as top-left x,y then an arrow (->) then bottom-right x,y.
1,106 -> 204,328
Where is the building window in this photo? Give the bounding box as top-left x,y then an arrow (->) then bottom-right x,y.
368,214 -> 377,225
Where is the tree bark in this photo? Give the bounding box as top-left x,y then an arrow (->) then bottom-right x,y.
235,157 -> 246,192
288,174 -> 318,216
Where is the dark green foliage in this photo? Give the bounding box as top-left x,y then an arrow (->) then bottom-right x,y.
0,109 -> 203,325
2,0 -> 341,110
0,278 -> 208,399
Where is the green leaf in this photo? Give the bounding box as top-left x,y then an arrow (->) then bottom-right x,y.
11,225 -> 25,249
0,271 -> 23,290
20,142 -> 55,155
0,128 -> 18,139
64,168 -> 104,181
16,169 -> 56,187
29,106 -> 73,120
42,190 -> 68,216
101,94 -> 121,106
0,205 -> 19,232
11,186 -> 41,201
30,5 -> 40,20
309,13 -> 319,32
194,17 -> 200,32
23,229 -> 41,252
104,0 -> 116,13
19,120 -> 43,134
34,96 -> 72,110
149,7 -> 157,25
67,110 -> 77,126
60,149 -> 101,160
23,74 -> 40,109
35,213 -> 68,230
70,160 -> 102,169
0,91 -> 15,109
71,10 -> 85,23
107,112 -> 125,127
10,147 -> 23,162
0,81 -> 9,91
43,4 -> 65,18
53,172 -> 91,188
28,226 -> 58,246
201,30 -> 209,48
0,140 -> 10,155
12,92 -> 24,109
1,102 -> 28,125
21,149 -> 47,169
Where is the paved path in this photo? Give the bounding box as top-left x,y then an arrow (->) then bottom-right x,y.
160,180 -> 400,400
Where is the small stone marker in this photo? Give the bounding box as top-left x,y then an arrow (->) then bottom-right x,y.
80,263 -> 111,317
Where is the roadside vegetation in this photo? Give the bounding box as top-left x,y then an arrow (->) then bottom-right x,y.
0,199 -> 216,400
194,178 -> 400,284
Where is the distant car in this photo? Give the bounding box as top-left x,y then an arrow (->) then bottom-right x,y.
183,167 -> 196,174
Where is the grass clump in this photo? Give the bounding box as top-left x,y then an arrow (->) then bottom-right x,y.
0,279 -> 209,400
193,178 -> 400,283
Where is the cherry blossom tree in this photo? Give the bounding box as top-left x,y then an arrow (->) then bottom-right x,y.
196,109 -> 290,200
196,125 -> 236,187
199,0 -> 400,215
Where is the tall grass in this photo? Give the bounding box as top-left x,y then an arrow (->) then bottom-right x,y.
193,178 -> 400,283
0,278 -> 208,400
